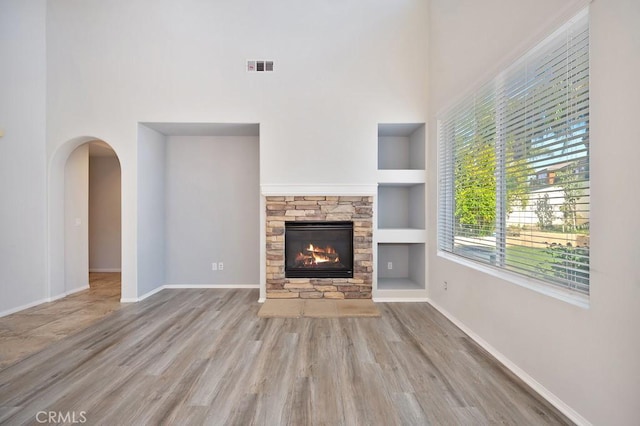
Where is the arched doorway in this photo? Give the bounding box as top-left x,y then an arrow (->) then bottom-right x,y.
48,137 -> 126,300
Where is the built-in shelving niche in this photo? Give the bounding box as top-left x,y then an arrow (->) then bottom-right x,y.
377,184 -> 425,230
378,123 -> 425,170
375,123 -> 427,299
377,243 -> 425,290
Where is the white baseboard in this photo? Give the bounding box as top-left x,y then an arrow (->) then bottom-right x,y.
64,285 -> 90,296
121,284 -> 260,303
50,285 -> 90,302
136,285 -> 166,302
426,298 -> 591,426
89,268 -> 121,273
373,297 -> 429,303
0,297 -> 50,318
0,284 -> 90,317
49,292 -> 69,302
163,284 -> 260,289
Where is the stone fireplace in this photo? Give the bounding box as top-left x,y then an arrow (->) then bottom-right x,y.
266,196 -> 373,299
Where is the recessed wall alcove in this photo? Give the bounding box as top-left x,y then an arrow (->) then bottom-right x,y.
136,122 -> 261,296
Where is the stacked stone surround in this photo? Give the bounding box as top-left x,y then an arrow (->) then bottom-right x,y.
266,196 -> 373,299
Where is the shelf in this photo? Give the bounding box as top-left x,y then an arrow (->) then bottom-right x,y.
374,288 -> 429,302
377,184 -> 425,229
377,169 -> 426,185
377,243 -> 425,290
377,228 -> 426,243
378,123 -> 425,170
377,278 -> 424,290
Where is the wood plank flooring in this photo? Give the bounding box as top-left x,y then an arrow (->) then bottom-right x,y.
0,287 -> 573,425
0,273 -> 121,370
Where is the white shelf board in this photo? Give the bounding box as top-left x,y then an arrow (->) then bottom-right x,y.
373,288 -> 429,302
377,169 -> 426,185
377,277 -> 425,290
377,229 -> 426,243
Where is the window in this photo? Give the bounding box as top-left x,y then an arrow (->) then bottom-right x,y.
438,9 -> 590,294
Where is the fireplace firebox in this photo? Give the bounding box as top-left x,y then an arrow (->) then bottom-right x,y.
285,221 -> 354,278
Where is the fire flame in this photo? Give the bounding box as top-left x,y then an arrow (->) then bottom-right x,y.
295,244 -> 340,266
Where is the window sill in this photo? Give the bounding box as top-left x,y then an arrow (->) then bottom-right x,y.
437,251 -> 590,309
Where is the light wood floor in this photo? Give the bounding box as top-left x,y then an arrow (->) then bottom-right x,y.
0,273 -> 121,370
0,285 -> 572,425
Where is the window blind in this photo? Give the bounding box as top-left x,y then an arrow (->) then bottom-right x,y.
438,9 -> 590,294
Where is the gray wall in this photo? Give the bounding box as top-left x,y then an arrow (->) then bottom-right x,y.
89,156 -> 121,271
165,135 -> 260,285
137,125 -> 166,296
0,0 -> 47,314
378,137 -> 411,170
409,125 -> 425,170
408,243 -> 425,287
378,244 -> 409,279
378,243 -> 425,285
64,145 -> 89,293
378,184 -> 425,229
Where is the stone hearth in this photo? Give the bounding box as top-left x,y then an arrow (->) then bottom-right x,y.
266,196 -> 373,299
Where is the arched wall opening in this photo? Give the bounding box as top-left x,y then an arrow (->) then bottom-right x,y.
48,137 -> 131,300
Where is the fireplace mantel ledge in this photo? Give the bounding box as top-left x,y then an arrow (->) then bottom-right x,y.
261,184 -> 377,196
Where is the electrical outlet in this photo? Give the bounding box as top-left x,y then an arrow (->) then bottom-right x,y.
218,262 -> 224,271
387,262 -> 393,270
444,281 -> 448,291
212,262 -> 218,271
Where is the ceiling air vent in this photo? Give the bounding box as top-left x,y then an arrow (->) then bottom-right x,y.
247,60 -> 274,72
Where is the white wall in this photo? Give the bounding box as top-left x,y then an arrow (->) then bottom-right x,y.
64,145 -> 89,293
137,125 -> 166,298
165,136 -> 260,285
0,0 -> 48,315
427,1 -> 640,424
41,0 -> 428,302
89,156 -> 121,272
45,0 -> 428,184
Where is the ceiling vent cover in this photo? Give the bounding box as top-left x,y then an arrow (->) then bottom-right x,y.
247,60 -> 274,72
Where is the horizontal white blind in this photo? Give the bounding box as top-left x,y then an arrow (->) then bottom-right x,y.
438,9 -> 590,294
